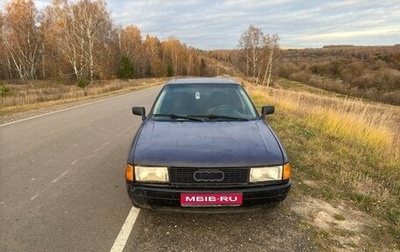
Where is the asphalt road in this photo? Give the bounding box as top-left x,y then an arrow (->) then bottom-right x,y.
1,86 -> 315,252
0,86 -> 159,251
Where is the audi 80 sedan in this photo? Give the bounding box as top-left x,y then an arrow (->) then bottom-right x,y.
125,77 -> 291,211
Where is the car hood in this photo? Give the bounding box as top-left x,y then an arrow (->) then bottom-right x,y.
130,120 -> 284,167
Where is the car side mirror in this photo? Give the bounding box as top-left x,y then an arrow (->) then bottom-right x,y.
261,105 -> 275,120
132,107 -> 146,120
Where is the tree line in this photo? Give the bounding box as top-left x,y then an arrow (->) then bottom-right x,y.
0,0 -> 222,81
0,0 -> 281,84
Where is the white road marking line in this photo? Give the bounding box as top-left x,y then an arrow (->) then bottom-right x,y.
110,207 -> 140,252
0,100 -> 106,127
0,87 -> 160,127
30,193 -> 40,201
52,170 -> 70,184
94,140 -> 111,153
71,160 -> 78,165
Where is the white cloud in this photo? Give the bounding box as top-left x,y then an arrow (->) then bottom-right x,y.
304,27 -> 400,40
7,0 -> 400,49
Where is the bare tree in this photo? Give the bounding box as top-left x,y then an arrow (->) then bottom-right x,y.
119,25 -> 143,71
45,0 -> 85,79
144,35 -> 166,77
0,0 -> 212,80
238,25 -> 280,85
44,0 -> 111,81
162,37 -> 181,76
0,12 -> 12,78
2,0 -> 43,79
238,25 -> 265,83
76,0 -> 111,81
262,34 -> 280,87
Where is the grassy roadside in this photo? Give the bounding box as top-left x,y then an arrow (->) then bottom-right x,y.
0,78 -> 165,116
247,84 -> 400,250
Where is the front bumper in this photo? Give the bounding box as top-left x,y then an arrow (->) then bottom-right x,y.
126,181 -> 291,212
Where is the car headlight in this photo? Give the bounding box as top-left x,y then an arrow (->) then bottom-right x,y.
134,165 -> 169,183
250,166 -> 283,182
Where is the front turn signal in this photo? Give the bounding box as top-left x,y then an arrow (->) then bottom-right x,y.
283,163 -> 291,180
125,164 -> 134,182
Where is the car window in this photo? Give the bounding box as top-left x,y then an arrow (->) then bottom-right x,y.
151,84 -> 258,120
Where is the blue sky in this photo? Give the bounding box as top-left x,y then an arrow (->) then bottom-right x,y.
3,0 -> 400,49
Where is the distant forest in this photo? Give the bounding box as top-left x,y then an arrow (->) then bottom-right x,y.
278,46 -> 400,105
0,0 -> 220,81
209,45 -> 400,105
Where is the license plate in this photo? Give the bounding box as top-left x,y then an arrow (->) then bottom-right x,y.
181,193 -> 242,207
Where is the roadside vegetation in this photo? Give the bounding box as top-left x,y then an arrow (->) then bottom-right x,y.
211,45 -> 400,105
0,78 -> 163,116
277,46 -> 400,105
0,0 -> 220,83
247,82 -> 400,250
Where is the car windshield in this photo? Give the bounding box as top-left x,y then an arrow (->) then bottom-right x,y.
151,83 -> 258,121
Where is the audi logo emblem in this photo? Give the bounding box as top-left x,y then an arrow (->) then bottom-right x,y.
193,170 -> 225,182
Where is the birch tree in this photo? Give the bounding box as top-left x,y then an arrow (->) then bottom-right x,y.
262,34 -> 280,87
2,0 -> 43,79
45,0 -> 111,81
162,37 -> 181,76
144,35 -> 166,77
238,25 -> 265,83
119,25 -> 143,76
238,25 -> 280,85
0,12 -> 11,78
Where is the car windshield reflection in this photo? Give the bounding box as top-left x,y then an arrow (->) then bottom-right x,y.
151,83 -> 258,121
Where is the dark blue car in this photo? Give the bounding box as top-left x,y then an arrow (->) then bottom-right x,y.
125,77 -> 291,211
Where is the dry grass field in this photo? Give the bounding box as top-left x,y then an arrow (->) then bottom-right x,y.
0,78 -> 165,116
247,83 -> 400,249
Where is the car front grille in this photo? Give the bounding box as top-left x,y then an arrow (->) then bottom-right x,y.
169,167 -> 249,187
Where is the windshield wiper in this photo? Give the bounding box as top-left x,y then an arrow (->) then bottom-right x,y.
152,113 -> 204,121
209,114 -> 250,121
193,114 -> 250,121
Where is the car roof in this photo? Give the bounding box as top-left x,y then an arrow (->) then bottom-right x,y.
166,77 -> 238,85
